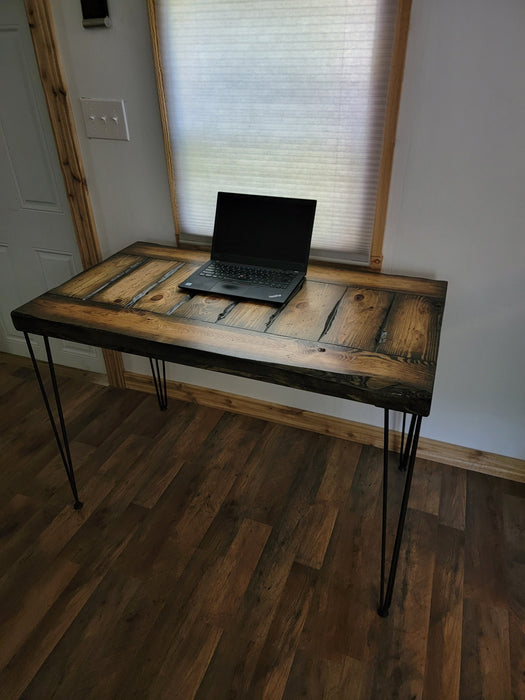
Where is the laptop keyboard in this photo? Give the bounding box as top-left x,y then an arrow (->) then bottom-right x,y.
200,262 -> 296,289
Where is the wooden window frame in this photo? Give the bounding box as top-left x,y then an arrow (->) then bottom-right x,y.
147,0 -> 412,272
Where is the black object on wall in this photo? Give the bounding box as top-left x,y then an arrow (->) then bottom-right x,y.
81,0 -> 111,28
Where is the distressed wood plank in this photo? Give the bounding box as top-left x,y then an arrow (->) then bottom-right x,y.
92,258 -> 180,306
133,261 -> 200,313
322,286 -> 394,350
171,293 -> 235,323
378,294 -> 444,361
127,242 -> 448,296
218,300 -> 281,332
54,254 -> 143,299
121,242 -> 208,264
121,242 -> 447,297
307,260 -> 447,298
268,280 -> 345,340
267,281 -> 346,341
11,241 -> 447,416
12,296 -> 436,414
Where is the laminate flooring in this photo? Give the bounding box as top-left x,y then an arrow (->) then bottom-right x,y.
0,354 -> 523,699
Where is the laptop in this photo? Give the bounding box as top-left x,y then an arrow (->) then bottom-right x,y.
178,191 -> 316,305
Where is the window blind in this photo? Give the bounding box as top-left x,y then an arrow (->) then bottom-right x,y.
156,0 -> 398,264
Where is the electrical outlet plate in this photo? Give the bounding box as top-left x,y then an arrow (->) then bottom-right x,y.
80,98 -> 129,141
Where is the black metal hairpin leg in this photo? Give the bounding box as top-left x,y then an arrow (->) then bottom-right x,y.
149,358 -> 168,411
378,409 -> 422,617
24,333 -> 83,510
399,411 -> 417,472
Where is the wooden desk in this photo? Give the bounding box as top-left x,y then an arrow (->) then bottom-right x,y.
11,241 -> 447,615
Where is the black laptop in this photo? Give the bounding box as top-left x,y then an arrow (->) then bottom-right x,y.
178,192 -> 316,305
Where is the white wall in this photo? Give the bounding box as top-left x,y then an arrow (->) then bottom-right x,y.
50,0 -> 175,255
50,0 -> 525,459
383,0 -> 525,459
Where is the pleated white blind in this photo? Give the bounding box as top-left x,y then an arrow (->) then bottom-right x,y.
156,0 -> 398,264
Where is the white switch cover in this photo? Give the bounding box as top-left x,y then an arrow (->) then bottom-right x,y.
80,98 -> 129,141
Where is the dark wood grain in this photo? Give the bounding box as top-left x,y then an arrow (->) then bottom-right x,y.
0,355 -> 522,699
92,258 -> 179,306
423,524 -> 464,700
250,562 -> 317,699
369,509 -> 437,699
268,280 -> 346,341
54,254 -> 143,299
321,286 -> 394,350
217,299 -> 279,332
133,262 -> 200,313
11,241 -> 447,416
460,599 -> 511,700
379,294 -> 445,362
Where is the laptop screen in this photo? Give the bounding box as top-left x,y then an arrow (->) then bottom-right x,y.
211,192 -> 316,271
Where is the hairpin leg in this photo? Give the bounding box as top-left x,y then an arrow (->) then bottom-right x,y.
149,357 -> 168,411
24,333 -> 83,510
399,411 -> 417,472
378,409 -> 422,617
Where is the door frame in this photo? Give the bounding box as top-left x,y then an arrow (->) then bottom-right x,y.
23,0 -> 125,387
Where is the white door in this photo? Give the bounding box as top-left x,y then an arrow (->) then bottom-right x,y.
0,0 -> 104,372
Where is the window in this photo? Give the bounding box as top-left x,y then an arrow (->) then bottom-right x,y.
149,0 -> 410,268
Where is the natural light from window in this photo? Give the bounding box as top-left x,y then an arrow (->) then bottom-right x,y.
157,0 -> 397,264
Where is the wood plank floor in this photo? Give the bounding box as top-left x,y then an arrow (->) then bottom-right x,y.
0,353 -> 523,699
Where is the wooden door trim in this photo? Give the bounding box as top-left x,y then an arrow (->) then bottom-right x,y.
23,0 -> 125,387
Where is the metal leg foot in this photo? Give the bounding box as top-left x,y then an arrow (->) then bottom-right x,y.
378,410 -> 422,617
149,357 -> 168,411
24,333 -> 83,510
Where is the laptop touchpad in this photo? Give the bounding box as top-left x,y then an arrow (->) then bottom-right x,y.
213,281 -> 243,292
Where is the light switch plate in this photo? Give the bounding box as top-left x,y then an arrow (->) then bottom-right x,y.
80,98 -> 129,141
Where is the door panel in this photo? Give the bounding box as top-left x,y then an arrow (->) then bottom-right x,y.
0,1 -> 104,371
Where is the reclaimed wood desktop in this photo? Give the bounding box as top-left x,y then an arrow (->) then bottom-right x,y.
11,241 -> 447,616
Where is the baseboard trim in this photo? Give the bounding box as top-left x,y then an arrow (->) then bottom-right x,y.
5,349 -> 521,482
125,370 -> 525,484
